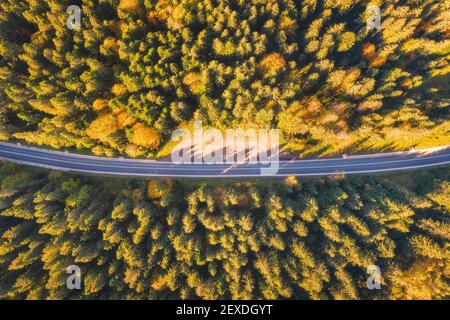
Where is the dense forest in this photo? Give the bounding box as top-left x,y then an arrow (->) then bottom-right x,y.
0,0 -> 449,301
0,0 -> 449,157
0,162 -> 448,299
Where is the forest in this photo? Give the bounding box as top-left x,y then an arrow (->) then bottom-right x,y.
0,162 -> 448,299
0,0 -> 449,157
0,0 -> 449,300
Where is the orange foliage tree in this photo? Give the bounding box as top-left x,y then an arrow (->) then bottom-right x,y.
86,114 -> 120,145
118,0 -> 142,14
258,53 -> 286,74
131,123 -> 161,150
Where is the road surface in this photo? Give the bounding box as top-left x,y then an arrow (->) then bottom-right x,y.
0,142 -> 449,178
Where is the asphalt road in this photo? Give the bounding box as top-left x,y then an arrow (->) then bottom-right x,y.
0,142 -> 449,178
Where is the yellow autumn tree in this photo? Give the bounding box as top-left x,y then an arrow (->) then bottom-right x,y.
258,53 -> 286,74
115,109 -> 136,128
362,43 -> 376,61
118,0 -> 142,14
92,98 -> 109,112
111,84 -> 128,97
86,113 -> 119,144
183,72 -> 206,95
131,123 -> 161,150
338,32 -> 356,52
388,259 -> 449,300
